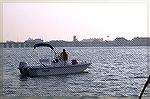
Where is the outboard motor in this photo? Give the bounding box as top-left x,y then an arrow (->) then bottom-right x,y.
18,62 -> 29,76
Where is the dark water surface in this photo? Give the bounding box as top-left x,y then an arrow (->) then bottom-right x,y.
1,46 -> 150,96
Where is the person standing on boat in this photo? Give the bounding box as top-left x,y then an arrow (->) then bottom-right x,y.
60,49 -> 68,62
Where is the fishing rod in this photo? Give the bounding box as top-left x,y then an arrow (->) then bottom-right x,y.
139,75 -> 150,99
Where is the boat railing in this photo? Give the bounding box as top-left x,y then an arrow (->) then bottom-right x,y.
19,50 -> 48,67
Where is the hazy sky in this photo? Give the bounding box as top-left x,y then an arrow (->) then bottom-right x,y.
3,3 -> 147,42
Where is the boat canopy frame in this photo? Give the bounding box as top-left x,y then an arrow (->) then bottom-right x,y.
33,43 -> 57,57
34,43 -> 54,50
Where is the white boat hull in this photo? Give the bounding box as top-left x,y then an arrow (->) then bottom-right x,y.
20,63 -> 91,77
18,44 -> 92,77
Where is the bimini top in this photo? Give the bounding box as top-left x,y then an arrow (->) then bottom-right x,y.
33,43 -> 54,50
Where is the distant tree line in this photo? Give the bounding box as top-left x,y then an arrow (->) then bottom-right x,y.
0,37 -> 150,48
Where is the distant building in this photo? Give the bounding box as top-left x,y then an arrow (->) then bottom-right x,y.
25,38 -> 34,42
73,35 -> 78,42
6,40 -> 15,43
81,38 -> 103,42
113,37 -> 129,46
24,38 -> 43,47
114,37 -> 128,42
34,39 -> 43,43
131,37 -> 150,46
132,37 -> 150,42
25,38 -> 43,43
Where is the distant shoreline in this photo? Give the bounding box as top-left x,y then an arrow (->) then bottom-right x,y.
0,37 -> 150,48
1,45 -> 150,48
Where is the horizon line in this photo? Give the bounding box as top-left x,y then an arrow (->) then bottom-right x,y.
2,36 -> 150,43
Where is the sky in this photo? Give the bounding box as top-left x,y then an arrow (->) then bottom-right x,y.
3,3 -> 147,42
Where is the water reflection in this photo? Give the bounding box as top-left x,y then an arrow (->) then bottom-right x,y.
19,75 -> 28,81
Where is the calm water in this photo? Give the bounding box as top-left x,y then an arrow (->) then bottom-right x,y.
1,46 -> 150,96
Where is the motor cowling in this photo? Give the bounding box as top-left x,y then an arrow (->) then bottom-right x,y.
18,62 -> 29,76
19,62 -> 27,69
